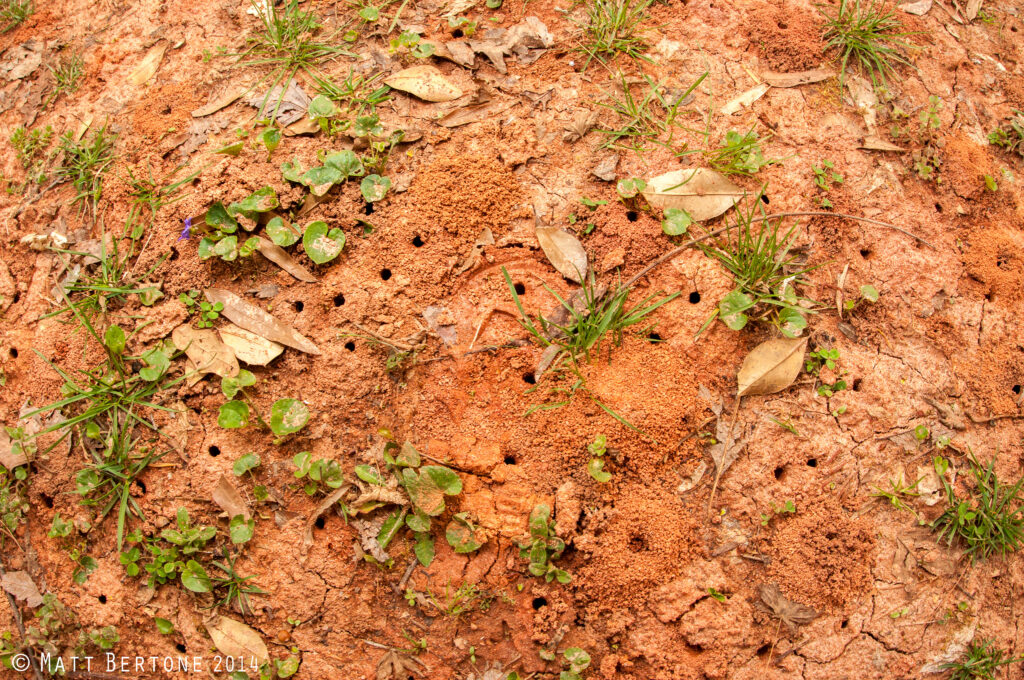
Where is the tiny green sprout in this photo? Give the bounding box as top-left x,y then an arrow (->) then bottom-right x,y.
661,207 -> 692,236
580,196 -> 607,210
919,95 -> 942,132
983,174 -> 998,192
586,434 -> 611,483
154,617 -> 174,634
914,424 -> 930,442
616,177 -> 646,200
708,587 -> 727,602
769,417 -> 799,436
49,513 -> 73,538
941,639 -> 1024,680
889,607 -> 907,619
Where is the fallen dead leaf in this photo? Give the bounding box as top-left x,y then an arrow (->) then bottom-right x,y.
760,68 -> 834,88
899,0 -> 932,15
1,570 -> 44,607
860,135 -> 905,152
677,460 -> 708,495
302,484 -> 350,553
212,475 -> 250,521
0,428 -> 28,469
736,337 -> 807,397
965,0 -> 981,21
218,323 -> 284,366
721,83 -> 769,115
353,515 -> 390,562
707,411 -> 748,510
376,649 -> 424,679
126,42 -> 167,86
255,237 -> 316,282
642,168 -> 743,221
246,79 -> 310,125
759,583 -> 818,629
385,65 -> 462,102
205,616 -> 270,666
456,228 -> 494,274
191,85 -> 249,117
562,110 -> 599,142
205,289 -> 320,355
438,101 -> 510,128
171,325 -> 240,379
536,224 -> 587,283
1,42 -> 43,81
845,75 -> 878,129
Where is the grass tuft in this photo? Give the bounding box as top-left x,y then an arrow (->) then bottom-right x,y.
577,0 -> 653,70
45,54 -> 84,108
819,0 -> 915,89
0,0 -> 32,32
597,71 -> 706,155
56,122 -> 117,217
940,638 -> 1024,680
931,452 -> 1024,562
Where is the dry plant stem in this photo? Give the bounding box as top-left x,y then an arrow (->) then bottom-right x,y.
621,211 -> 935,292
350,323 -> 417,352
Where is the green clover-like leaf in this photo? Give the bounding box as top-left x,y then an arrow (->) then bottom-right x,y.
266,216 -> 300,247
218,400 -> 250,429
270,398 -> 309,437
360,174 -> 391,202
302,221 -> 346,264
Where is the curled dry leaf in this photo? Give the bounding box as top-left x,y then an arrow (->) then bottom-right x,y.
642,168 -> 743,221
218,323 -> 284,366
126,42 -> 167,86
205,288 -> 320,355
171,325 -> 240,379
536,225 -> 587,282
353,516 -> 390,562
212,475 -> 250,520
205,616 -> 270,666
736,337 -> 807,397
860,135 -> 905,152
376,649 -> 424,680
255,237 -> 316,283
760,68 -> 834,88
301,484 -> 350,554
1,570 -> 44,608
720,83 -> 769,115
759,583 -> 818,629
707,414 -> 748,511
456,228 -> 494,274
385,65 -> 462,102
192,85 -> 249,117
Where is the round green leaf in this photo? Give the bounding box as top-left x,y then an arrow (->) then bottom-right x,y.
860,284 -> 879,302
308,94 -> 336,119
360,174 -> 391,202
104,325 -> 126,355
281,159 -> 305,183
301,165 -> 343,196
414,533 -> 435,567
423,465 -> 462,495
229,515 -> 255,544
777,307 -> 807,338
230,186 -> 279,213
206,202 -> 238,231
218,400 -> 250,429
445,513 -> 485,553
661,208 -> 692,236
302,221 -> 346,264
212,235 -> 239,261
718,289 -> 753,331
266,216 -> 300,247
270,398 -> 309,436
233,453 -> 261,476
180,560 -> 212,593
154,618 -> 174,634
358,5 -> 379,21
324,150 -> 364,177
405,508 -> 431,533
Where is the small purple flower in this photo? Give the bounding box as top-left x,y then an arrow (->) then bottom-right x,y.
178,217 -> 192,241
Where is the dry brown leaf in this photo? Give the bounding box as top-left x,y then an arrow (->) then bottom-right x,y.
283,117 -> 320,136
899,0 -> 932,15
245,79 -> 310,125
759,583 -> 818,628
845,75 -> 878,129
2,42 -> 43,81
721,83 -> 769,115
438,101 -> 509,128
536,225 -> 587,283
353,516 -> 390,562
0,428 -> 28,469
642,168 -> 743,221
352,485 -> 409,512
428,40 -> 475,68
205,289 -> 320,355
302,484 -> 350,553
171,325 -> 240,379
376,649 -> 424,680
1,570 -> 44,607
965,0 -> 981,20
212,475 -> 250,521
205,616 -> 270,666
126,42 -> 167,86
218,323 -> 284,366
860,135 -> 905,152
707,414 -> 748,510
737,337 -> 807,397
562,110 -> 599,142
456,228 -> 494,273
255,237 -> 316,282
385,65 -> 462,102
192,85 -> 248,117
760,68 -> 834,88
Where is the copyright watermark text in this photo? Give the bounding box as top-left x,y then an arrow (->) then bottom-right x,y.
10,652 -> 261,675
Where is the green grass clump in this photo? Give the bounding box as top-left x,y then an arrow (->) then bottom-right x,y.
9,124 -> 53,187
988,110 -> 1024,158
941,639 -> 1023,680
0,0 -> 32,32
931,452 -> 1024,562
45,54 -> 84,108
704,130 -> 778,177
577,0 -> 653,69
820,0 -> 915,89
237,0 -> 348,119
56,122 -> 117,216
597,71 -> 706,154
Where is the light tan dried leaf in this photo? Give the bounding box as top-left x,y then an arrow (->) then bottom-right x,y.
171,325 -> 240,379
760,68 -> 834,88
376,649 -> 424,680
860,135 -> 905,152
536,225 -> 587,283
428,40 -> 475,68
352,485 -> 409,511
283,117 -> 320,136
205,289 -> 320,355
642,168 -> 743,221
456,228 -> 494,274
255,237 -> 316,282
898,0 -> 932,15
385,65 -> 462,102
205,616 -> 270,666
212,475 -> 250,521
721,83 -> 769,115
127,42 -> 167,86
1,570 -> 44,607
437,102 -> 509,128
707,417 -> 748,510
0,428 -> 28,469
302,484 -> 350,554
965,0 -> 981,20
191,85 -> 248,117
759,583 -> 818,628
592,155 -> 618,181
736,337 -> 807,397
218,323 -> 284,366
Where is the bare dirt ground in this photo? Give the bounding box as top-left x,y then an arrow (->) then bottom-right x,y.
1,0 -> 1023,678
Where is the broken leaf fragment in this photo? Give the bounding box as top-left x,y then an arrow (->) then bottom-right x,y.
212,475 -> 250,521
759,583 -> 818,628
736,337 -> 807,397
218,323 -> 284,366
642,168 -> 743,221
384,65 -> 462,102
205,289 -> 321,355
760,68 -> 834,88
1,570 -> 44,607
446,512 -> 486,553
536,225 -> 587,283
255,237 -> 317,283
126,42 -> 167,86
171,325 -> 240,379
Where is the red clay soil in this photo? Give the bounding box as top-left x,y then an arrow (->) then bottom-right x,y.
1,0 -> 1024,678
